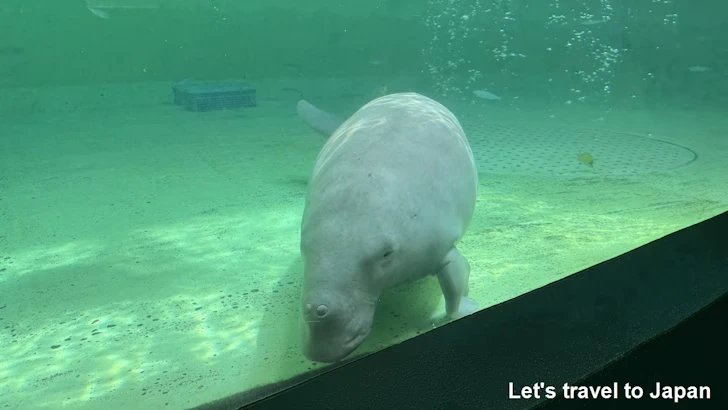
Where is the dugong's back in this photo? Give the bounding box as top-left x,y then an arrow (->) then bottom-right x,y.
307,92 -> 478,236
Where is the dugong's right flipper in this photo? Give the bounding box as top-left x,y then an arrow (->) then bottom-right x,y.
296,100 -> 346,138
436,246 -> 479,320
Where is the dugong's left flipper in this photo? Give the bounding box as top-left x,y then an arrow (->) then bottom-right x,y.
437,247 -> 479,320
296,100 -> 346,138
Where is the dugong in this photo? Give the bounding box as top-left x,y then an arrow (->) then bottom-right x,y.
297,93 -> 478,363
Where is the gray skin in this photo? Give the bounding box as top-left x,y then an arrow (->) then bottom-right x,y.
297,93 -> 478,363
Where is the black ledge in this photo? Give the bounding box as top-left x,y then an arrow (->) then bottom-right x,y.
192,210 -> 728,410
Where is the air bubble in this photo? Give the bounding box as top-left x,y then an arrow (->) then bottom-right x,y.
423,0 -> 676,101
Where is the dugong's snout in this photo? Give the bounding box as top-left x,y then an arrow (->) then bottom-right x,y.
300,290 -> 376,363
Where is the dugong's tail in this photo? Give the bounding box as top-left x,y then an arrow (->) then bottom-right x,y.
296,100 -> 345,139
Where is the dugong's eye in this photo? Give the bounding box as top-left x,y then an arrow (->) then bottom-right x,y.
382,250 -> 393,259
316,304 -> 328,317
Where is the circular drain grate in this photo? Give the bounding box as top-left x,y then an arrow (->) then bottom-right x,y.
461,121 -> 697,178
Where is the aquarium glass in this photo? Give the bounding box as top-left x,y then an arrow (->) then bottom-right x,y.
1,0 -> 726,408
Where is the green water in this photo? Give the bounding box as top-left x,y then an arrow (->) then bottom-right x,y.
1,1 -> 727,409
